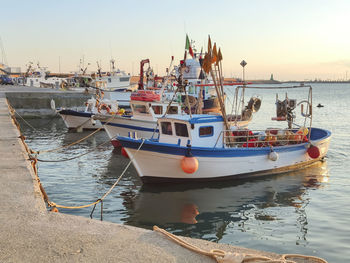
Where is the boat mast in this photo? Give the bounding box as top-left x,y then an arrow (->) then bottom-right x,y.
206,38 -> 231,133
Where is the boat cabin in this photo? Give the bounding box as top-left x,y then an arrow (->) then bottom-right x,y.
157,114 -> 224,147
130,100 -> 182,121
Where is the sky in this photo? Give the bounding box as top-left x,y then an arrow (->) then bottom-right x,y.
1,0 -> 350,81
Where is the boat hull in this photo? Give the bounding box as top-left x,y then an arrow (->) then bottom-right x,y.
102,117 -> 158,142
119,128 -> 331,182
59,110 -> 102,130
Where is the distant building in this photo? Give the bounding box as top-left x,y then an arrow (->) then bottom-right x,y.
270,74 -> 274,81
0,63 -> 21,76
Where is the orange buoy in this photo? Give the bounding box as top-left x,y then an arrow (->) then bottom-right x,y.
50,207 -> 59,212
181,156 -> 198,174
121,147 -> 129,158
307,145 -> 320,159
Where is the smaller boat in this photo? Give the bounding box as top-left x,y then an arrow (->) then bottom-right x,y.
24,63 -> 67,89
95,90 -> 183,147
58,94 -> 119,130
317,103 -> 324,108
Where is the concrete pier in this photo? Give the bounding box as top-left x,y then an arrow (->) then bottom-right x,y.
2,85 -> 91,117
0,86 -> 280,262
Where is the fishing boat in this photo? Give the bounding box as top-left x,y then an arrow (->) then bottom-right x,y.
95,90 -> 183,147
58,94 -> 119,130
24,63 -> 67,89
117,85 -> 331,183
94,59 -> 132,92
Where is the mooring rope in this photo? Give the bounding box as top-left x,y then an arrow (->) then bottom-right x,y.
32,138 -> 112,162
33,113 -> 119,155
153,226 -> 328,263
6,100 -> 146,214
11,108 -> 38,131
47,139 -> 145,210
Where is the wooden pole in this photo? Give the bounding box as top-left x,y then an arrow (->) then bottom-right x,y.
210,67 -> 232,145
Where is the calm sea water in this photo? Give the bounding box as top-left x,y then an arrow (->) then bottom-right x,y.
19,83 -> 350,262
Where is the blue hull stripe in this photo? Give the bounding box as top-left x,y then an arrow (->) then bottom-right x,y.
59,109 -> 92,118
102,121 -> 159,133
117,127 -> 331,158
118,137 -> 306,157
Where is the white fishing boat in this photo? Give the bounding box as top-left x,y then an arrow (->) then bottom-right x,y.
24,63 -> 66,89
117,85 -> 331,183
58,96 -> 118,130
94,59 -> 133,91
95,90 -> 183,147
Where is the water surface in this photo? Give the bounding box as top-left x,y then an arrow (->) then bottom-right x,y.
20,83 -> 350,262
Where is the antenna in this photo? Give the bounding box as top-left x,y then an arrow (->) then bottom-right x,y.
0,36 -> 8,65
59,56 -> 61,73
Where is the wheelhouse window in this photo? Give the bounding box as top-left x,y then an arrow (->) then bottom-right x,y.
199,126 -> 213,137
120,77 -> 130,82
152,105 -> 163,115
167,106 -> 178,114
161,122 -> 173,135
132,104 -> 147,114
175,123 -> 189,137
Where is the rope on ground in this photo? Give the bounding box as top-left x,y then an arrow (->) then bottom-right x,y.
153,226 -> 328,263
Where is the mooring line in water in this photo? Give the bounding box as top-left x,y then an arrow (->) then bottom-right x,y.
33,113 -> 121,155
32,138 -> 112,162
153,226 -> 328,263
11,108 -> 38,131
46,139 -> 145,218
6,99 -> 146,219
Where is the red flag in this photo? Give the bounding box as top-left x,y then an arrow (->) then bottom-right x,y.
189,46 -> 194,57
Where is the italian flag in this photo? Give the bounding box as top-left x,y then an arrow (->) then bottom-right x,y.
185,34 -> 194,57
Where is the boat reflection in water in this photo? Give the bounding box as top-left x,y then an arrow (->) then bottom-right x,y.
122,161 -> 329,242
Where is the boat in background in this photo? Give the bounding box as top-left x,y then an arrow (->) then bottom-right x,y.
58,92 -> 119,130
94,59 -> 133,92
24,62 -> 67,89
95,90 -> 183,147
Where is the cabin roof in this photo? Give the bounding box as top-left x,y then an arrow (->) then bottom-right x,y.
160,114 -> 223,124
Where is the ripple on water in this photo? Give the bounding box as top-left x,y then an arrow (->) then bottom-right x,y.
18,84 -> 350,263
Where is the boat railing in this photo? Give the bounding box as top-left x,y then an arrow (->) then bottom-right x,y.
215,128 -> 310,148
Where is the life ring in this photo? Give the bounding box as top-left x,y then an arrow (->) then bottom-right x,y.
188,96 -> 197,107
98,103 -> 111,114
247,97 -> 262,113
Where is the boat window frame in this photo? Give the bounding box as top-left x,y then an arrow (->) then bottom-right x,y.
174,122 -> 189,137
120,77 -> 130,82
131,103 -> 148,114
199,126 -> 214,137
152,105 -> 163,115
167,105 -> 179,114
160,121 -> 173,135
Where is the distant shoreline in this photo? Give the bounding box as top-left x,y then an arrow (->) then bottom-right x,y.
247,80 -> 350,84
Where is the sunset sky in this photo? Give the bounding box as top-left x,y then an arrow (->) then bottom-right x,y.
1,0 -> 350,80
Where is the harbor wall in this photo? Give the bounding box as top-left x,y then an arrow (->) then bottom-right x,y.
6,91 -> 91,117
